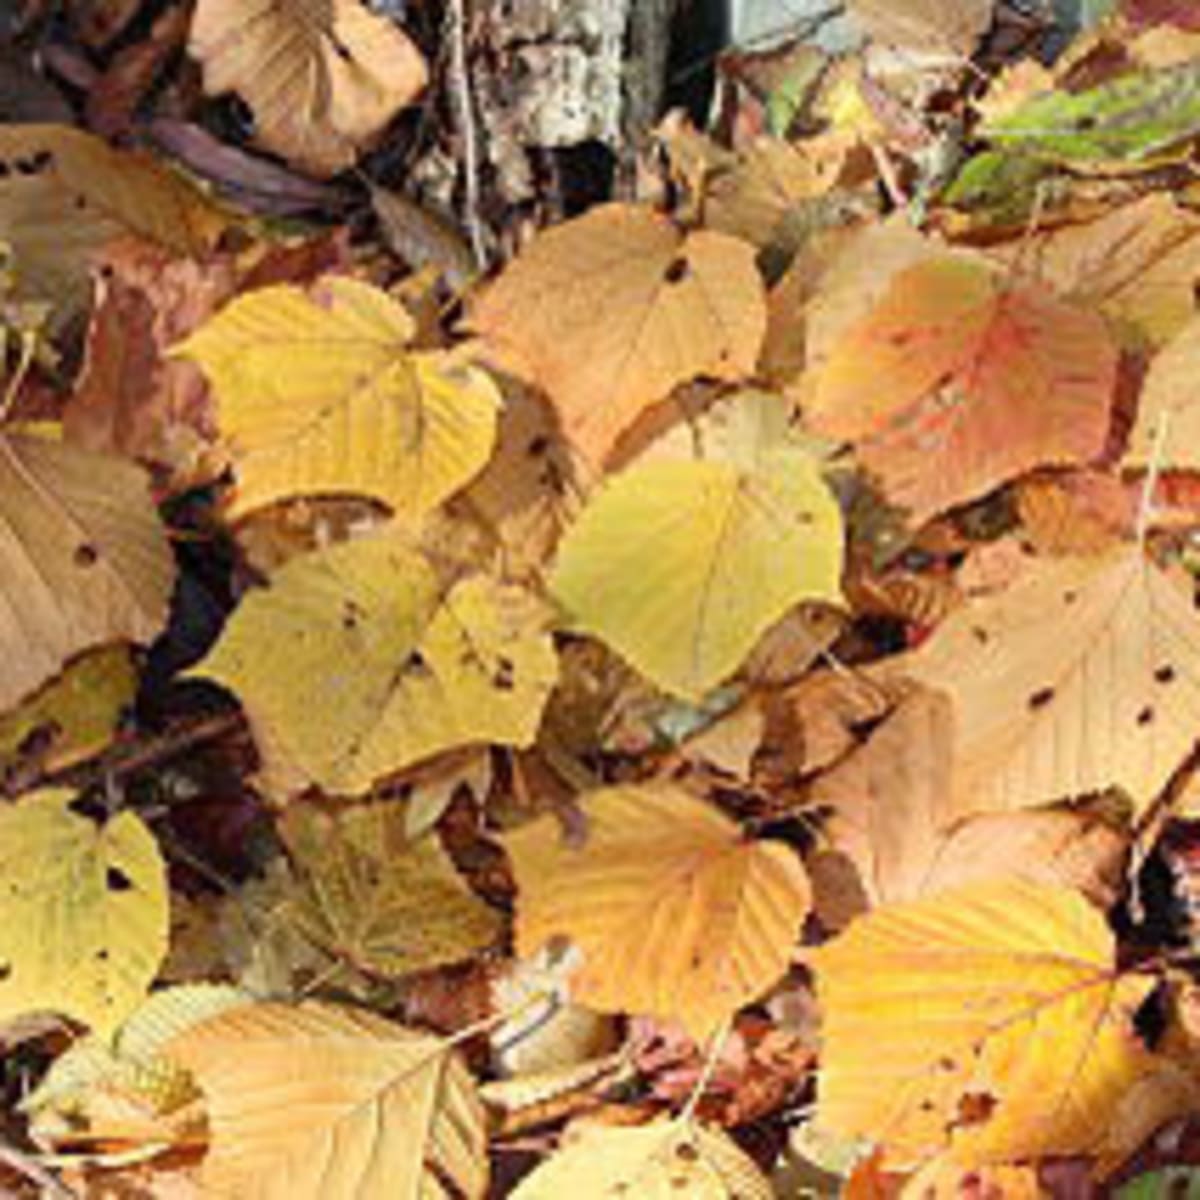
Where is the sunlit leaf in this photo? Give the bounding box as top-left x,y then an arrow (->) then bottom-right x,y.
506,784 -> 810,1040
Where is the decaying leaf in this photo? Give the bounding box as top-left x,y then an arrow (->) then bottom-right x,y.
191,531 -> 557,795
188,0 -> 428,175
812,878 -> 1158,1168
174,277 -> 501,519
0,432 -> 174,713
0,789 -> 168,1037
1124,312 -> 1200,468
551,392 -> 844,699
0,123 -> 227,322
506,784 -> 810,1040
511,1118 -> 773,1199
166,1000 -> 487,1199
470,204 -> 765,465
900,547 -> 1200,816
280,801 -> 502,978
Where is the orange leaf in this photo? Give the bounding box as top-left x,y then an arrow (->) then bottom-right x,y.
805,256 -> 1117,522
470,204 -> 765,465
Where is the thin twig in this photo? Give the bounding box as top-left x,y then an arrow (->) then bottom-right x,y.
446,0 -> 488,272
1136,411 -> 1171,548
0,1138 -> 79,1200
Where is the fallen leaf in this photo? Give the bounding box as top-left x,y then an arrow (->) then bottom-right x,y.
848,0 -> 993,58
0,788 -> 168,1036
470,204 -> 765,465
805,254 -> 1117,523
1015,471 -> 1135,555
174,276 -> 501,518
511,1117 -> 773,1199
0,124 -> 227,322
1124,312 -> 1200,468
188,0 -> 428,175
506,784 -> 810,1040
900,547 -> 1200,816
0,432 -> 174,712
812,878 -> 1158,1168
551,393 -> 843,699
280,802 -> 502,978
191,531 -> 557,795
166,1000 -> 487,1199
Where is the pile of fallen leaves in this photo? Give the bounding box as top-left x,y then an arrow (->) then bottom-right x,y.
10,0 -> 1200,1196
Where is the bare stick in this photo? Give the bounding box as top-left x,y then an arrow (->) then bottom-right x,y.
447,0 -> 488,271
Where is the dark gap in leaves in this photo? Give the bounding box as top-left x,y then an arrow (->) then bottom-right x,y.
106,867 -> 133,892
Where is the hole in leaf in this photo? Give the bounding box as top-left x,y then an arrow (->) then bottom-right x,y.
1027,686 -> 1055,710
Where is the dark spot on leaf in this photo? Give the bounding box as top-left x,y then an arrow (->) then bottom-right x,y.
106,867 -> 133,892
1027,686 -> 1055,710
403,650 -> 430,676
341,600 -> 364,631
971,626 -> 990,645
0,162 -> 8,178
74,543 -> 98,568
674,1143 -> 699,1163
1063,590 -> 1078,605
1156,665 -> 1177,684
1138,706 -> 1155,726
96,948 -> 109,961
0,962 -> 10,982
527,435 -> 549,457
663,257 -> 690,284
492,657 -> 515,691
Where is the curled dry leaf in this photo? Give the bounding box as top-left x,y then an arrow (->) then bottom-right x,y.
0,433 -> 174,712
188,0 -> 428,176
470,203 -> 765,465
506,784 -> 811,1040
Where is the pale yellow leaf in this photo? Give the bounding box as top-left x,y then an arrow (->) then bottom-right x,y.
470,204 -> 765,464
174,277 -> 500,518
0,124 -> 227,321
280,801 -> 502,977
812,879 -> 1158,1168
506,784 -> 810,1040
191,531 -> 557,795
551,394 -> 843,699
0,433 -> 174,712
0,789 -> 168,1036
166,1000 -> 487,1200
901,548 -> 1200,816
511,1118 -> 773,1199
188,0 -> 427,175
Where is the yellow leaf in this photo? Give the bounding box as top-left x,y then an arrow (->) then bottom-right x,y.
188,0 -> 427,176
506,784 -> 810,1040
812,879 -> 1158,1168
0,644 -> 136,777
510,1118 -> 773,1199
191,531 -> 557,795
280,802 -> 502,977
174,277 -> 500,518
0,124 -> 227,321
551,394 -> 843,699
0,433 -> 173,714
470,204 -> 765,464
165,1000 -> 487,1200
0,789 -> 168,1036
900,547 -> 1200,816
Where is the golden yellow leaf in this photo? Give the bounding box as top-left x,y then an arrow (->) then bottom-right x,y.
280,801 -> 502,977
470,204 -> 765,464
0,789 -> 168,1036
0,644 -> 136,777
506,784 -> 810,1040
900,547 -> 1200,816
0,124 -> 227,321
174,277 -> 500,519
812,879 -> 1158,1168
551,393 -> 843,699
188,0 -> 427,175
510,1118 -> 773,1199
191,531 -> 557,795
165,1000 -> 487,1200
0,433 -> 173,714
